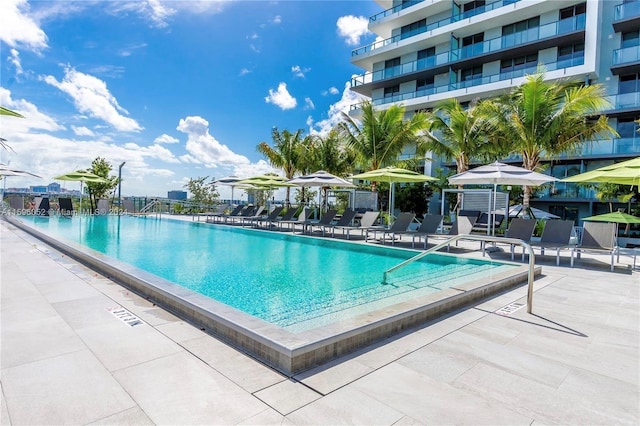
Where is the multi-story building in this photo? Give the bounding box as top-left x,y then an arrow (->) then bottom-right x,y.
350,0 -> 640,222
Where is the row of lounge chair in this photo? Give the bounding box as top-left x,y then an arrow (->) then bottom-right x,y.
205,205 -> 622,271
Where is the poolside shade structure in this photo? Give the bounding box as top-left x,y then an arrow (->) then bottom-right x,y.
0,164 -> 41,202
288,170 -> 355,212
236,175 -> 296,211
582,211 -> 640,239
350,167 -> 436,219
55,171 -> 109,213
561,157 -> 640,188
0,106 -> 24,118
496,204 -> 560,220
448,161 -> 557,232
213,175 -> 243,205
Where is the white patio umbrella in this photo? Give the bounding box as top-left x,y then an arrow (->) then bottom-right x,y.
213,175 -> 242,205
0,164 -> 41,202
288,170 -> 355,212
448,161 -> 558,234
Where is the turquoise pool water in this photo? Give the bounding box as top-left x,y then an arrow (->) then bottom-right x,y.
25,215 -> 516,332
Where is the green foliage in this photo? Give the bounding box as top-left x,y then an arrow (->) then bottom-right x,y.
86,157 -> 118,207
293,188 -> 317,205
594,183 -> 635,212
184,176 -> 219,211
394,182 -> 433,217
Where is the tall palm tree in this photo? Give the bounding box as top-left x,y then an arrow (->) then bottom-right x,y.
338,101 -> 428,191
485,72 -> 616,207
303,130 -> 356,177
257,127 -> 306,207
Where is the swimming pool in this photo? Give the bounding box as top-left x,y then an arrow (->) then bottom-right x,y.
10,214 -> 536,374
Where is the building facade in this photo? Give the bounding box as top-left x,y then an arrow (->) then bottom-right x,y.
350,0 -> 640,221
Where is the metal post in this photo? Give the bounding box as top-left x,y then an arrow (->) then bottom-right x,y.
118,162 -> 126,210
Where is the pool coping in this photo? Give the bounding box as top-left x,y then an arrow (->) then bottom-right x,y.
5,215 -> 541,375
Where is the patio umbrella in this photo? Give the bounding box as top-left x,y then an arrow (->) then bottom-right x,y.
562,157 -> 640,188
0,164 -> 41,202
583,211 -> 640,238
236,175 -> 296,211
0,106 -> 24,118
55,171 -> 109,213
496,204 -> 560,220
288,170 -> 355,212
213,175 -> 242,205
350,167 -> 436,219
448,161 -> 558,232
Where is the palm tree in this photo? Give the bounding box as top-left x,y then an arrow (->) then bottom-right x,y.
338,101 -> 428,191
303,129 -> 356,177
257,128 -> 306,207
485,71 -> 616,207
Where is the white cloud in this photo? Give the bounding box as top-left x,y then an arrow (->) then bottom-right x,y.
329,87 -> 339,95
265,83 -> 297,110
71,125 -> 95,137
177,116 -> 252,168
154,133 -> 179,144
308,81 -> 366,136
122,142 -> 180,163
43,66 -> 143,132
336,15 -> 371,46
272,15 -> 282,24
304,97 -> 315,110
118,42 -> 148,57
8,48 -> 23,77
0,87 -> 64,133
239,67 -> 251,76
107,0 -> 176,29
0,0 -> 48,52
291,65 -> 311,78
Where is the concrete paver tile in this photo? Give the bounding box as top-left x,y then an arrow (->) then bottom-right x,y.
1,349 -> 136,425
113,351 -> 269,425
181,335 -> 285,393
88,407 -> 154,425
295,357 -> 374,395
155,319 -> 208,343
286,386 -> 404,425
31,274 -> 102,304
354,362 -> 531,425
237,408 -> 291,425
254,379 -> 322,415
52,295 -> 121,330
75,321 -> 184,372
0,383 -> 10,426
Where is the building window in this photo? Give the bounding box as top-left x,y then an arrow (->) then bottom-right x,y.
401,19 -> 426,39
557,43 -> 584,67
619,74 -> 640,94
622,31 -> 640,48
384,57 -> 401,78
501,54 -> 538,75
559,3 -> 586,20
384,85 -> 400,99
617,117 -> 639,138
417,47 -> 435,70
462,0 -> 486,16
460,65 -> 482,85
416,76 -> 435,93
461,32 -> 484,57
502,17 -> 540,36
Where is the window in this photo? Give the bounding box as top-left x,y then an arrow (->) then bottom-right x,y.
462,0 -> 486,15
417,47 -> 435,70
384,57 -> 401,78
559,3 -> 586,20
619,74 -> 640,94
461,32 -> 484,57
416,76 -> 434,93
557,43 -> 584,66
401,19 -> 426,39
384,85 -> 400,99
622,31 -> 640,48
460,65 -> 482,84
502,17 -> 540,36
501,54 -> 538,74
617,117 -> 639,138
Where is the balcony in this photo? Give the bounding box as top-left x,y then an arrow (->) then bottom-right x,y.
350,57 -> 585,110
611,45 -> 640,75
613,0 -> 640,33
355,0 -> 521,57
369,0 -> 426,23
351,15 -> 586,93
604,91 -> 640,116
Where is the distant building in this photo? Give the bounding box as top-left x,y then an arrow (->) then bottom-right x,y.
48,182 -> 61,193
31,185 -> 48,194
167,190 -> 187,201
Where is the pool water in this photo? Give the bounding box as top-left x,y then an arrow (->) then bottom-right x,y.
26,215 -> 517,332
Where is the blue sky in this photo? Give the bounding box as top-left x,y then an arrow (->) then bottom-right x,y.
1,0 -> 379,199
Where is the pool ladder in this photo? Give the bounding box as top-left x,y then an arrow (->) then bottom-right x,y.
382,234 -> 536,313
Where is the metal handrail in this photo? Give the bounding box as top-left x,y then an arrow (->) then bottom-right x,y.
382,234 -> 536,313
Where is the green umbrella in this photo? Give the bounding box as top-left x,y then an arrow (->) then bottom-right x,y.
562,157 -> 640,187
582,211 -> 640,224
236,175 -> 296,210
55,171 -> 110,213
0,106 -> 24,118
351,166 -> 436,219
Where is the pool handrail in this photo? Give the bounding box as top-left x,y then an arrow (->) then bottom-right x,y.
382,234 -> 536,313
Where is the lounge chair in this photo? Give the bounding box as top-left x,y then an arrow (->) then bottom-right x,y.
473,213 -> 506,234
35,197 -> 50,216
482,218 -> 536,261
211,205 -> 244,223
571,221 -> 617,271
368,212 -> 416,245
278,207 -> 311,232
258,206 -> 296,229
398,214 -> 444,249
429,215 -> 478,251
531,219 -> 576,266
308,208 -> 357,237
244,206 -> 282,227
7,195 -> 24,211
229,205 -> 263,225
333,211 -> 381,240
296,209 -> 337,234
122,199 -> 136,214
58,197 -> 74,217
96,199 -> 110,215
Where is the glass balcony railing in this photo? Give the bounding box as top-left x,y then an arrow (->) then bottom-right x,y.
369,0 -> 425,23
605,91 -> 640,111
351,15 -> 585,87
355,0 -> 521,56
350,57 -> 585,111
614,0 -> 640,21
612,45 -> 640,66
